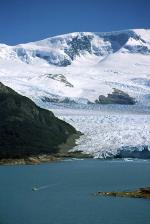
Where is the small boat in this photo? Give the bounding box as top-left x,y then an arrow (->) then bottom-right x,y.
32,187 -> 38,191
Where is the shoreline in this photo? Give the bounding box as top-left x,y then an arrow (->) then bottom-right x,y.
0,151 -> 92,165
0,154 -> 150,165
0,132 -> 86,165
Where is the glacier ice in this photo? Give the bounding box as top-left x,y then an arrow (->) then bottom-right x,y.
52,106 -> 150,158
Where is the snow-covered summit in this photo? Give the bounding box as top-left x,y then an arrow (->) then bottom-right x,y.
5,29 -> 150,66
0,29 -> 150,106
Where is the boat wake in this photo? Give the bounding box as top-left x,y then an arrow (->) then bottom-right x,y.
32,183 -> 58,192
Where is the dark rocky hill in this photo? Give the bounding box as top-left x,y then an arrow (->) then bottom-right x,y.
0,82 -> 78,158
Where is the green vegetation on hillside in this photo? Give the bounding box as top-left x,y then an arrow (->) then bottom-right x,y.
0,82 -> 78,158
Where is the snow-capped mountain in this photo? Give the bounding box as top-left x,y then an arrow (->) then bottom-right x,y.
0,29 -> 150,106
0,29 -> 150,159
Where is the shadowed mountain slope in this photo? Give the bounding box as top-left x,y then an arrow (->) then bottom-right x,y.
0,82 -> 78,158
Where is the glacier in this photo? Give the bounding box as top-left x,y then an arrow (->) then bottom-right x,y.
51,106 -> 150,159
0,28 -> 150,158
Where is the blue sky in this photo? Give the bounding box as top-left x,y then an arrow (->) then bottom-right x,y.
0,0 -> 149,45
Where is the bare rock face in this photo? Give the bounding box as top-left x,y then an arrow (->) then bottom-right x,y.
95,89 -> 135,105
0,82 -> 78,158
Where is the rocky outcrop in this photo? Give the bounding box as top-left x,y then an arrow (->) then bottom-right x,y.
95,187 -> 150,199
43,74 -> 74,87
95,89 -> 135,105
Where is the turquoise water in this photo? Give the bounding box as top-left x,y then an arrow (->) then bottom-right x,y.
0,159 -> 150,224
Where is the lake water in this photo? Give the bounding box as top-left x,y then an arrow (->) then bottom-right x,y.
0,159 -> 150,224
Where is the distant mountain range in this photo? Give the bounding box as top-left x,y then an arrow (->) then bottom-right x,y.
0,29 -> 150,106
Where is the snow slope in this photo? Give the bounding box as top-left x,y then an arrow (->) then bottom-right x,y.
0,29 -> 150,106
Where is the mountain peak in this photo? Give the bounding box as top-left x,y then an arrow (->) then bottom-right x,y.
0,29 -> 150,66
